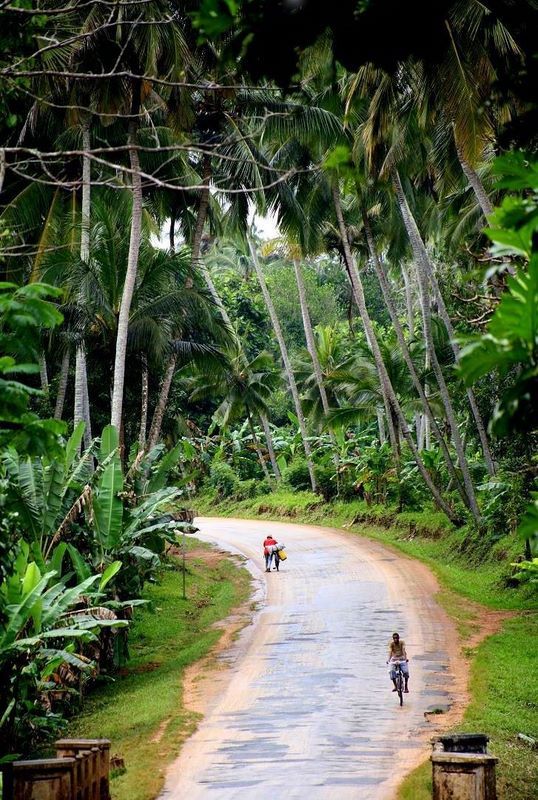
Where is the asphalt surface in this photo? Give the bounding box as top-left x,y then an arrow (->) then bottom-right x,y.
160,517 -> 458,800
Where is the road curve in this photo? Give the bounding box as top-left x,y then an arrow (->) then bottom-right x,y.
160,517 -> 461,800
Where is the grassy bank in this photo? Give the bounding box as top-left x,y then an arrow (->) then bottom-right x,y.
68,538 -> 251,800
194,490 -> 538,799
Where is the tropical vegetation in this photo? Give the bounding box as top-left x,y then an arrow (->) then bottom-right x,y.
0,0 -> 536,778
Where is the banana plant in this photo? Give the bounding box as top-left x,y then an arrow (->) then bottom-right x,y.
1,422 -> 93,556
0,542 -> 125,754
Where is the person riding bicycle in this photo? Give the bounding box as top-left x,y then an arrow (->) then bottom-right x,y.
387,632 -> 409,693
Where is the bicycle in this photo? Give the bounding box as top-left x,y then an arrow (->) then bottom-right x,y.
389,659 -> 406,706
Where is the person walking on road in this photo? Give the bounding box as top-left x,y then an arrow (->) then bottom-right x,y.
263,535 -> 280,572
387,632 -> 410,692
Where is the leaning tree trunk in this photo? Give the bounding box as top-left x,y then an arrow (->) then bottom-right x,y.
194,211 -> 280,478
363,211 -> 467,506
249,238 -> 317,492
111,114 -> 143,431
293,258 -> 340,470
341,252 -> 399,455
333,183 -> 457,521
147,354 -> 177,451
427,267 -> 496,476
393,171 -> 481,522
247,411 -> 271,481
259,412 -> 281,479
54,347 -> 70,420
456,148 -> 493,218
139,353 -> 149,449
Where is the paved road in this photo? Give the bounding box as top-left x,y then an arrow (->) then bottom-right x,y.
160,517 -> 459,800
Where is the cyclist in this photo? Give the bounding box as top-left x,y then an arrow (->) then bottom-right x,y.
387,632 -> 409,693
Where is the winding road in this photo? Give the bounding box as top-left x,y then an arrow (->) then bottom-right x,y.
160,517 -> 462,800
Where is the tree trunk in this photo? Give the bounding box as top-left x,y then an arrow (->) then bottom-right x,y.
54,347 -> 70,420
139,353 -> 149,449
247,411 -> 271,481
376,407 -> 386,444
39,352 -> 49,392
249,238 -> 317,492
192,155 -> 211,266
199,244 -> 281,480
393,171 -> 481,521
111,115 -> 143,430
169,213 -> 175,252
427,267 -> 496,476
81,349 -> 92,448
260,412 -> 281,479
293,259 -> 331,417
74,346 -> 85,435
147,354 -> 177,450
0,148 -> 5,197
363,211 -> 467,505
400,262 -> 415,337
73,121 -> 92,439
455,144 -> 493,218
333,183 -> 457,521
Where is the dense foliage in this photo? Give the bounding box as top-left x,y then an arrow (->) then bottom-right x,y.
0,0 -> 536,759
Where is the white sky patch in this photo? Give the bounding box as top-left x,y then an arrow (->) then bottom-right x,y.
153,208 -> 281,251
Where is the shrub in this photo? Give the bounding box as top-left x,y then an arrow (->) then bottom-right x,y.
233,478 -> 259,500
208,462 -> 239,498
314,463 -> 337,501
283,458 -> 311,490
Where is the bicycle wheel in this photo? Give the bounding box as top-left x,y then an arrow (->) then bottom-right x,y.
397,672 -> 404,706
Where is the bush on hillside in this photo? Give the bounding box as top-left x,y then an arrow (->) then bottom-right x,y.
208,462 -> 239,498
283,458 -> 311,491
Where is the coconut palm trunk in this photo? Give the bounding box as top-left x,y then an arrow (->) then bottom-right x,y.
139,353 -> 149,449
362,211 -> 467,505
293,259 -> 331,418
341,251 -> 399,454
147,354 -> 177,451
247,411 -> 271,481
249,238 -> 317,492
393,171 -> 480,522
196,249 -> 280,478
74,348 -> 86,436
74,120 -> 93,445
332,183 -> 456,521
427,267 -> 496,476
456,147 -> 493,218
0,148 -> 5,196
110,112 -> 143,430
54,347 -> 70,420
39,352 -> 49,392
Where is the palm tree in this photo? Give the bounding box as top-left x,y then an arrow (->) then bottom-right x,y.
188,349 -> 280,480
249,238 -> 317,492
332,180 -> 457,521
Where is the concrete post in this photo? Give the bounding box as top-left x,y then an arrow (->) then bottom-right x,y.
431,753 -> 498,799
2,757 -> 76,800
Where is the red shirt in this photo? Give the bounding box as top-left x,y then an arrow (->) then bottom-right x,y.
263,536 -> 277,555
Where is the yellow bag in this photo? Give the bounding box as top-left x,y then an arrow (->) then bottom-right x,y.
278,549 -> 287,561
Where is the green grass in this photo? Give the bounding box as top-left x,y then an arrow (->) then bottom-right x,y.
68,539 -> 251,800
195,489 -> 538,799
